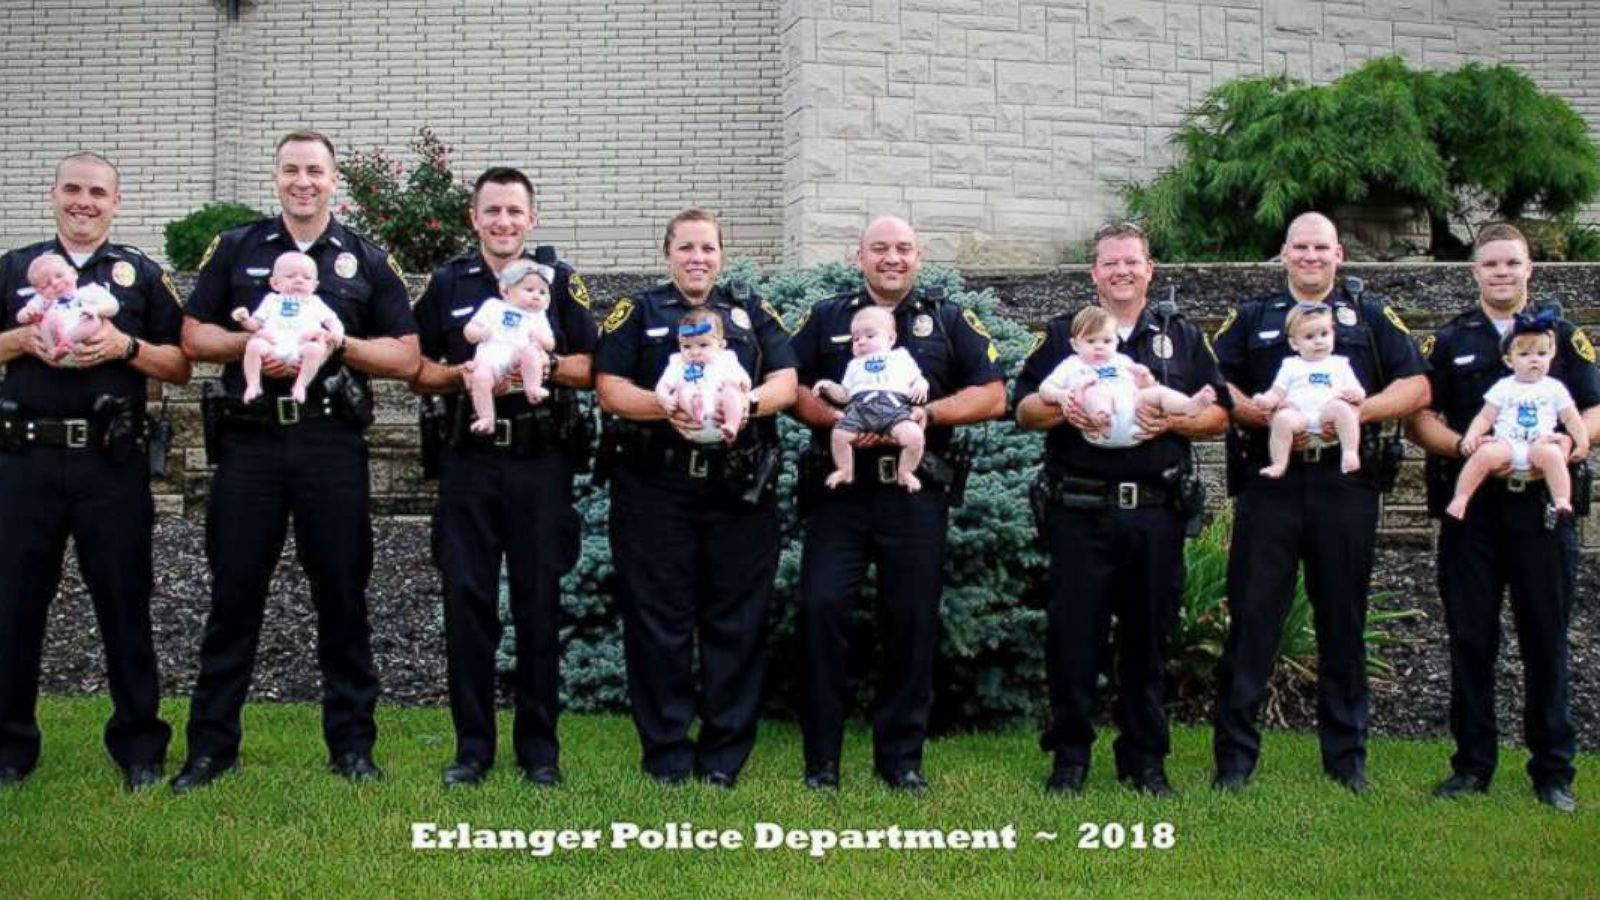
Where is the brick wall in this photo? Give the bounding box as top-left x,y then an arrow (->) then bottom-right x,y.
779,0 -> 1533,267
0,0 -> 785,271
1502,0 -> 1600,221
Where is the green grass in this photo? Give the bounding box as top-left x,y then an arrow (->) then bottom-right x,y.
1,696 -> 1595,899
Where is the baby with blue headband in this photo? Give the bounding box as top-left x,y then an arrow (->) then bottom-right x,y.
654,306 -> 752,444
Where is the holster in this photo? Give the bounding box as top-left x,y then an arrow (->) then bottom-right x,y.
418,394 -> 448,480
321,366 -> 375,428
1572,459 -> 1593,518
1224,424 -> 1254,497
200,380 -> 227,464
1166,458 -> 1207,537
0,399 -> 24,452
1424,454 -> 1455,518
796,444 -> 831,519
91,394 -> 147,463
1359,425 -> 1404,493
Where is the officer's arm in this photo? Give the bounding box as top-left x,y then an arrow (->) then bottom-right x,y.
1583,405 -> 1600,447
928,380 -> 1005,427
790,384 -> 842,429
596,373 -> 670,421
127,340 -> 190,385
411,358 -> 464,394
1357,374 -> 1429,424
784,304 -> 840,429
0,327 -> 33,365
121,268 -> 191,385
551,354 -> 593,390
181,316 -> 251,363
342,333 -> 421,381
1406,409 -> 1460,458
1015,326 -> 1067,431
1167,403 -> 1229,439
751,367 -> 797,416
552,267 -> 598,390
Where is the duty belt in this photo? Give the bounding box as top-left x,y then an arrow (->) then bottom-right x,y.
658,442 -> 737,479
1051,473 -> 1171,510
14,417 -> 93,449
221,395 -> 337,428
1295,441 -> 1345,465
449,409 -> 562,455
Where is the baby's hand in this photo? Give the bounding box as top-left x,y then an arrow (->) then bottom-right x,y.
230,307 -> 250,324
1130,364 -> 1154,388
1338,387 -> 1366,404
1460,434 -> 1486,456
908,378 -> 929,405
1252,392 -> 1279,412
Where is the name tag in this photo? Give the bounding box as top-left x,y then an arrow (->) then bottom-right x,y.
247,267 -> 270,277
451,306 -> 474,318
1453,355 -> 1476,365
646,327 -> 669,337
1258,330 -> 1280,339
830,334 -> 851,343
16,287 -> 35,297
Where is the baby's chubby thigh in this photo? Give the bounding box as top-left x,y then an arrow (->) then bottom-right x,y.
475,341 -> 515,381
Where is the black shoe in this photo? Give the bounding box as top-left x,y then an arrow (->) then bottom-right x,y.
1331,770 -> 1371,795
699,770 -> 737,790
805,763 -> 840,791
0,766 -> 31,788
170,756 -> 239,794
441,759 -> 488,789
1120,768 -> 1178,798
650,770 -> 691,787
521,765 -> 561,788
1045,764 -> 1087,797
1535,783 -> 1577,813
124,763 -> 165,793
1211,770 -> 1250,794
881,769 -> 930,796
1432,772 -> 1490,799
331,752 -> 384,782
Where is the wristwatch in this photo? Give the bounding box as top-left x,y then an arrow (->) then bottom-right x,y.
748,393 -> 761,417
122,336 -> 141,361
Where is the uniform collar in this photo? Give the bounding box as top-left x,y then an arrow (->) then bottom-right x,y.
262,214 -> 348,251
458,247 -> 537,277
1275,283 -> 1350,310
660,282 -> 721,309
51,236 -> 119,270
849,289 -> 924,314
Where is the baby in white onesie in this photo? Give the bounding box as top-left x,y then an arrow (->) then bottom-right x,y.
1038,305 -> 1214,449
463,259 -> 558,435
654,305 -> 751,444
811,305 -> 930,492
1448,322 -> 1590,519
19,253 -> 120,365
1253,304 -> 1366,477
231,251 -> 345,404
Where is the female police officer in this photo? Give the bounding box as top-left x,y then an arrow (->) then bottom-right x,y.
594,209 -> 796,788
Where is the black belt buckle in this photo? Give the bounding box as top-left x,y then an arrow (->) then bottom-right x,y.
494,419 -> 513,448
276,397 -> 300,425
688,448 -> 709,478
877,456 -> 897,484
65,418 -> 89,448
1117,482 -> 1138,509
1507,472 -> 1528,493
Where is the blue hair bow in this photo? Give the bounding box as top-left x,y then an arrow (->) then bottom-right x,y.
1501,307 -> 1560,353
679,321 -> 713,337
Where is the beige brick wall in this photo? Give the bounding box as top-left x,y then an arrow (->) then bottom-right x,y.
0,0 -> 785,271
779,0 -> 1554,268
1502,0 -> 1600,221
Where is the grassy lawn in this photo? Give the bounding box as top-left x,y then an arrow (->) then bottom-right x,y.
0,696 -> 1594,899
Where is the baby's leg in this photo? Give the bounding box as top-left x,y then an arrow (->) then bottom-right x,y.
890,420 -> 925,493
468,364 -> 499,434
827,427 -> 857,488
1139,383 -> 1216,418
64,313 -> 102,350
519,346 -> 549,403
291,337 -> 328,404
1447,439 -> 1513,519
1260,408 -> 1308,478
717,382 -> 745,442
682,389 -> 706,429
1529,441 -> 1574,514
1323,398 -> 1362,473
241,335 -> 274,403
1080,383 -> 1115,435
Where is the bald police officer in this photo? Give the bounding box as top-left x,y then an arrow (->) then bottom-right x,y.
790,216 -> 1005,794
0,152 -> 191,792
1211,213 -> 1429,794
173,130 -> 419,792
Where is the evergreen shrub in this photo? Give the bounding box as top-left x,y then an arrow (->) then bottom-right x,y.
163,202 -> 262,270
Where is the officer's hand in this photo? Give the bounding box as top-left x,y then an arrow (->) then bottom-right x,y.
1461,434 -> 1487,456
1232,396 -> 1274,429
22,326 -> 67,367
1133,403 -> 1169,441
262,356 -> 299,379
667,407 -> 704,440
69,322 -> 128,368
1057,392 -> 1104,434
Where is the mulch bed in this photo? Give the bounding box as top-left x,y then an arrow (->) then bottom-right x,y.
34,515 -> 1600,752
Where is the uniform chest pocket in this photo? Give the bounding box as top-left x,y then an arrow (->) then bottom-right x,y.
638,330 -> 678,384
318,278 -> 369,330
1333,323 -> 1374,356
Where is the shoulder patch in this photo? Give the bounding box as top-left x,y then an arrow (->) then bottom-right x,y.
603,298 -> 635,334
1026,331 -> 1045,357
961,308 -> 992,340
760,299 -> 790,334
1574,327 -> 1596,364
197,234 -> 221,271
793,308 -> 811,335
413,273 -> 431,307
386,255 -> 406,282
1418,333 -> 1435,359
569,272 -> 592,308
1202,333 -> 1218,362
160,271 -> 181,306
1382,305 -> 1411,335
1214,307 -> 1237,340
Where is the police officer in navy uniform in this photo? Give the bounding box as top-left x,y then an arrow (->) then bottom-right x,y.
789,216 -> 1005,794
1013,223 -> 1229,797
410,167 -> 597,789
172,130 -> 419,792
1210,212 -> 1429,794
1408,223 -> 1600,813
0,153 -> 191,792
594,208 -> 796,788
